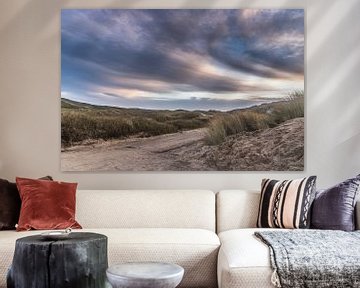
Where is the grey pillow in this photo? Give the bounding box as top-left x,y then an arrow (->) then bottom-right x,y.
311,174 -> 360,231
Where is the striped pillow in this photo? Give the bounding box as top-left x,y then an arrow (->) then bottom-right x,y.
257,176 -> 317,229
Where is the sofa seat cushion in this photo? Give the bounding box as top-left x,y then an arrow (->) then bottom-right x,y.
0,228 -> 219,288
218,228 -> 282,288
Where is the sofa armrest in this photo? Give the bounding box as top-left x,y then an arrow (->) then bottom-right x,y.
356,201 -> 360,230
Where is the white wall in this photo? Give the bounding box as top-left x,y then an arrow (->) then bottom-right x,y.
0,0 -> 359,190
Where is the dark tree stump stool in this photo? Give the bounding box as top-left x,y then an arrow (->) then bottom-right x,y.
7,232 -> 108,288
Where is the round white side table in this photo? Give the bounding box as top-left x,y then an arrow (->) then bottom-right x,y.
106,262 -> 184,288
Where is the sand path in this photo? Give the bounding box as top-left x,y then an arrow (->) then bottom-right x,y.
61,128 -> 207,171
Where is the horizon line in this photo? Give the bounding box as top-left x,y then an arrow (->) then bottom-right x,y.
61,96 -> 283,113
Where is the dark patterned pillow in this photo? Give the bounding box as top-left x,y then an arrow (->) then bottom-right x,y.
0,176 -> 53,230
257,176 -> 317,229
0,179 -> 20,230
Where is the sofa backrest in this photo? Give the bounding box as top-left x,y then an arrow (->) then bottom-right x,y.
216,190 -> 260,233
76,190 -> 216,231
217,190 -> 360,232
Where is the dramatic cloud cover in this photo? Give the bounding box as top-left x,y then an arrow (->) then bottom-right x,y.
61,9 -> 304,110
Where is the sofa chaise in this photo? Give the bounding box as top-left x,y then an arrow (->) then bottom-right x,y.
0,189 -> 359,288
216,190 -> 360,288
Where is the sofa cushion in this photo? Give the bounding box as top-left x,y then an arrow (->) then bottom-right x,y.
76,190 -> 216,231
311,174 -> 360,231
216,190 -> 260,233
0,179 -> 20,230
218,228 -> 279,288
257,177 -> 317,229
0,228 -> 220,288
16,177 -> 81,231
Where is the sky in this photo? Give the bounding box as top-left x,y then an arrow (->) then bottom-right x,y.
61,9 -> 304,111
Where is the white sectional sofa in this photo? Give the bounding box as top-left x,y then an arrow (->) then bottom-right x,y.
1,189 -> 359,288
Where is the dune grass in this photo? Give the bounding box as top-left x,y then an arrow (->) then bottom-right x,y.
61,100 -> 210,147
205,90 -> 304,145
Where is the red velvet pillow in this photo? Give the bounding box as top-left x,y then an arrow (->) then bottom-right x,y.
16,177 -> 82,231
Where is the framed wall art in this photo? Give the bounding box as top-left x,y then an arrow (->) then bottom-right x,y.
61,9 -> 304,171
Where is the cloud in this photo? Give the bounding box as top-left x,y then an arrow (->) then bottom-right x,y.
61,9 -> 304,109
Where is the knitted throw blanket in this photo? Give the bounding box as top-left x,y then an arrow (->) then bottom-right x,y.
255,230 -> 360,288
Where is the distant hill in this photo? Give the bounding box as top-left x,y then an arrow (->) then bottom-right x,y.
61,98 -> 95,109
61,98 -> 217,115
61,97 -> 291,115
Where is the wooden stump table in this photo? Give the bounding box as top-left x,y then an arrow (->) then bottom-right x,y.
7,232 -> 108,288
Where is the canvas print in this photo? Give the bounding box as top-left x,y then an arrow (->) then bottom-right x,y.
61,9 -> 304,171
